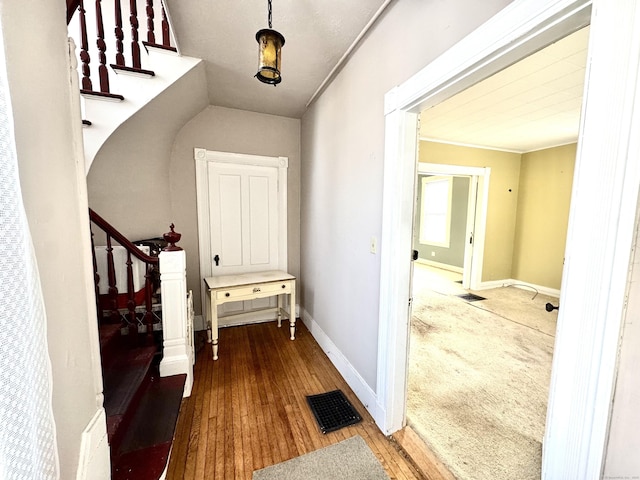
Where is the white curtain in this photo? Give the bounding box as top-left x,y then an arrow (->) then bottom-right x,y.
0,26 -> 60,480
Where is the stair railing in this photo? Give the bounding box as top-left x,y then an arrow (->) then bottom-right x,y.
89,208 -> 159,338
66,0 -> 176,102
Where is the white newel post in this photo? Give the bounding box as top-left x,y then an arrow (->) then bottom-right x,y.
158,228 -> 193,397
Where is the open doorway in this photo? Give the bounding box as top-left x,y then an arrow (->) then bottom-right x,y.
378,2 -> 640,478
403,27 -> 587,480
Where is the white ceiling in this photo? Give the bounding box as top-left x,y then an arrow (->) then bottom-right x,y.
420,26 -> 590,153
165,0 -> 389,119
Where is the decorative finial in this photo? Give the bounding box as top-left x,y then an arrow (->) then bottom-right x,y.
163,223 -> 183,251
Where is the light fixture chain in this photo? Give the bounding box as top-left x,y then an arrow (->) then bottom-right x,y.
267,0 -> 273,28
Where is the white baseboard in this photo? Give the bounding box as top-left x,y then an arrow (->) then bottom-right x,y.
76,408 -> 110,480
416,258 -> 464,273
475,278 -> 560,298
300,308 -> 381,422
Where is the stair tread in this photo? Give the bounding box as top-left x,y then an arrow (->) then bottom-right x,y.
103,345 -> 157,417
112,442 -> 172,480
112,374 -> 186,480
99,323 -> 121,351
117,374 -> 186,454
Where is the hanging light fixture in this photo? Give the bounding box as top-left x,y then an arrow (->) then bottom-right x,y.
255,0 -> 285,86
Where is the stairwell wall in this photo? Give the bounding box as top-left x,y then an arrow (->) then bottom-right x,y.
1,1 -> 108,478
87,61 -> 208,241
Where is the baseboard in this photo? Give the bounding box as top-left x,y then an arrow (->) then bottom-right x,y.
300,308 -> 381,422
475,278 -> 560,298
416,258 -> 463,273
76,408 -> 110,480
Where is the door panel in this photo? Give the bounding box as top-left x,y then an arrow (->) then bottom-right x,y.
207,162 -> 280,315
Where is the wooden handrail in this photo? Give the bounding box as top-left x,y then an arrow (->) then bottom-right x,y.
67,0 -> 81,24
89,208 -> 161,339
89,208 -> 158,265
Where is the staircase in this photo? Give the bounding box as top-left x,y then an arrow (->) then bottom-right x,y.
66,0 -> 204,171
99,323 -> 185,479
90,208 -> 193,479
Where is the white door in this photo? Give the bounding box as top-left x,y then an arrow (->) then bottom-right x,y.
208,162 -> 279,275
195,149 -> 288,323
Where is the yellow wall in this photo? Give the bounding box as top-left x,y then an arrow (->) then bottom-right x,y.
512,144 -> 576,289
420,141 -> 521,281
420,141 -> 576,289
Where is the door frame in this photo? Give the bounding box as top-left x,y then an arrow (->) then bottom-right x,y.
416,163 -> 490,290
377,0 -> 640,478
194,148 -> 289,317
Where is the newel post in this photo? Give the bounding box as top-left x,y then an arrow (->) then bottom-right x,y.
158,224 -> 193,397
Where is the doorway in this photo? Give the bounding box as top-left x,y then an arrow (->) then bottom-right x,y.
415,164 -> 489,290
195,148 -> 289,326
376,1 -> 640,478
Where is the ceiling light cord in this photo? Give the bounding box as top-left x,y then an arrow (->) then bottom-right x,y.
268,0 -> 273,29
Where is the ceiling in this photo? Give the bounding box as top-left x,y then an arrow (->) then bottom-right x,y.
165,0 -> 389,119
419,26 -> 590,153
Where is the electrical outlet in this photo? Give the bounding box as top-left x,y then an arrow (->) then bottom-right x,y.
431,251 -> 436,257
370,236 -> 377,254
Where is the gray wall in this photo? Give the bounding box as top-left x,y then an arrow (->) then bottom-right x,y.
414,175 -> 469,268
300,0 -> 514,390
169,105 -> 301,315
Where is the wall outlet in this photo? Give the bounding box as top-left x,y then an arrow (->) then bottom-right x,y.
431,251 -> 436,256
370,236 -> 377,254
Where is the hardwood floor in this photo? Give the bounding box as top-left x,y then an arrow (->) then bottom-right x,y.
166,321 -> 425,479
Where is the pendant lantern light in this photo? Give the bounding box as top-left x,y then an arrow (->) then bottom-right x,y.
255,0 -> 285,85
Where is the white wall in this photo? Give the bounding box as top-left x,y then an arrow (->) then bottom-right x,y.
0,1 -> 107,477
300,0 -> 514,390
170,105 -> 301,315
87,61 -> 209,241
604,199 -> 640,477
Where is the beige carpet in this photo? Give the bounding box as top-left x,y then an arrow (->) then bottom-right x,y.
252,435 -> 389,480
407,265 -> 557,480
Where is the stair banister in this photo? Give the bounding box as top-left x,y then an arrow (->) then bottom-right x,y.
89,208 -> 159,337
158,227 -> 193,397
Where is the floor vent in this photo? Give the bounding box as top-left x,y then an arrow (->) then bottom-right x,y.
306,389 -> 362,434
457,293 -> 486,302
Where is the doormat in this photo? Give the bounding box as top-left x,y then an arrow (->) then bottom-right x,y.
306,389 -> 362,434
457,293 -> 486,302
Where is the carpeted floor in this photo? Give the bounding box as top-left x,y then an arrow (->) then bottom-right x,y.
407,265 -> 557,480
252,435 -> 389,480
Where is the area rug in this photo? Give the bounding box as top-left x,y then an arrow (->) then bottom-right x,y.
407,282 -> 555,480
252,435 -> 389,480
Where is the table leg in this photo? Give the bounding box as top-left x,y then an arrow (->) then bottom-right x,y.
277,293 -> 283,327
289,281 -> 296,340
210,291 -> 219,361
205,289 -> 212,344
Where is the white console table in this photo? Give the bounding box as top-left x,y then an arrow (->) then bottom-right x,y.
204,270 -> 296,360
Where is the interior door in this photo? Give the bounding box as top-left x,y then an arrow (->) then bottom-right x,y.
195,149 -> 289,325
209,162 -> 279,274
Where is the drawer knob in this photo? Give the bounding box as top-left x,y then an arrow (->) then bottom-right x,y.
282,284 -> 286,289
253,287 -> 261,293
225,292 -> 230,297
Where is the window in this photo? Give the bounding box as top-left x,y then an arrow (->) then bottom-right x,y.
419,176 -> 452,247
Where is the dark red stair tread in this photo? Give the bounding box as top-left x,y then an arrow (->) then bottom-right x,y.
112,374 -> 186,480
112,442 -> 172,480
99,323 -> 122,358
117,374 -> 186,453
103,345 -> 157,417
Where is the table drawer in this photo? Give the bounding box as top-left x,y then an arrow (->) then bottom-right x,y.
215,280 -> 292,301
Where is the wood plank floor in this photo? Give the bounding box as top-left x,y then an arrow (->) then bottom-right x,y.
166,321 -> 426,479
